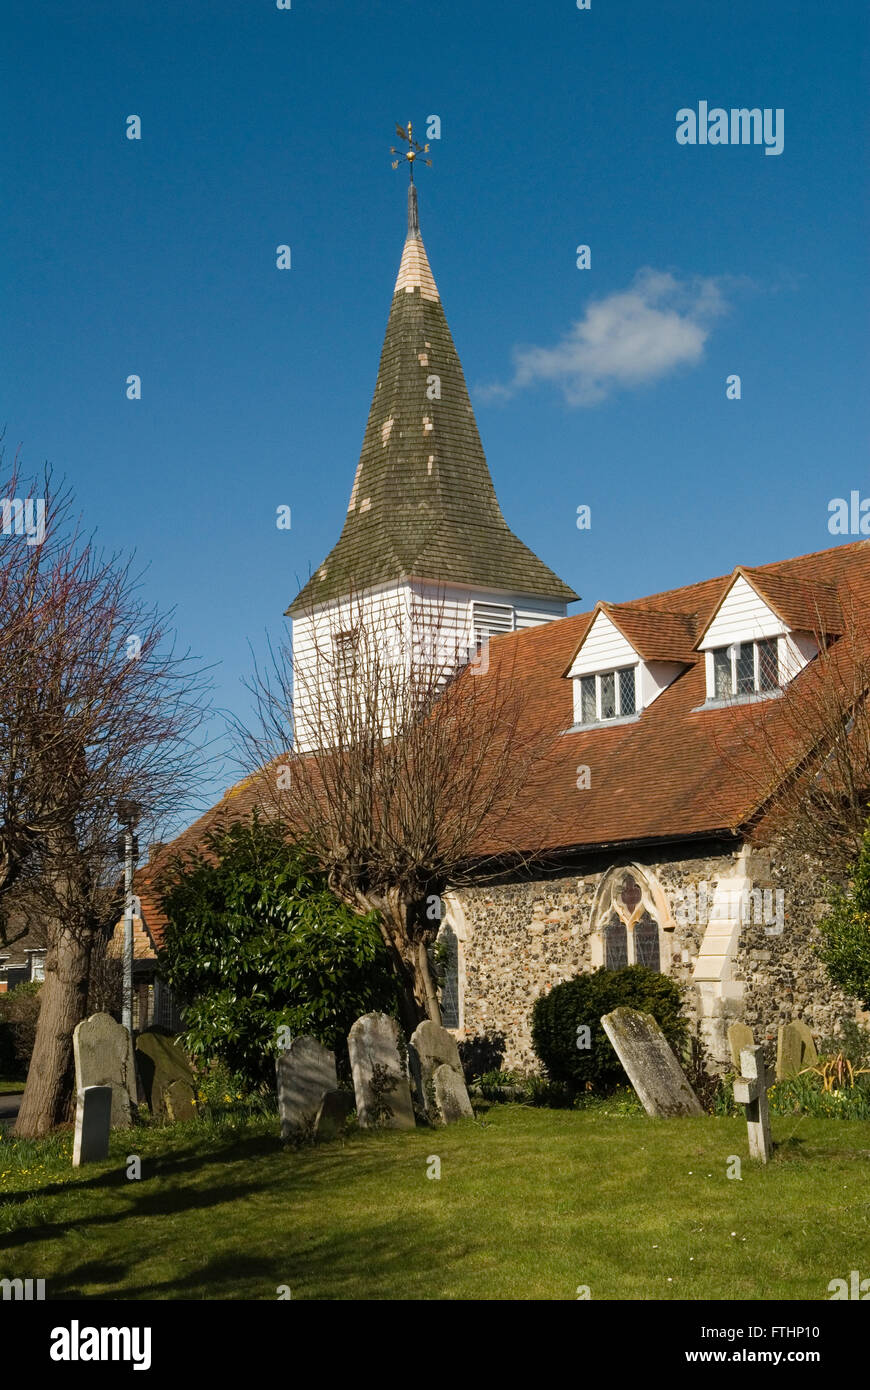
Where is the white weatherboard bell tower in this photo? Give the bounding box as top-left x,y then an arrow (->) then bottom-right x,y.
287,158 -> 577,752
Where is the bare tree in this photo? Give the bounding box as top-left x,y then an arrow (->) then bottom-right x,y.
240,589 -> 555,1035
0,458 -> 211,1136
713,589 -> 870,881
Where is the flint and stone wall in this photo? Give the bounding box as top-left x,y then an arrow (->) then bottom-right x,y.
449,838 -> 864,1074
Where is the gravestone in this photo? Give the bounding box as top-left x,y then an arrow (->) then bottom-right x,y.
600,1007 -> 704,1117
314,1089 -> 354,1142
73,1012 -> 136,1129
348,1012 -> 415,1130
409,1020 -> 473,1124
432,1063 -> 474,1123
734,1045 -> 772,1162
727,1022 -> 755,1071
776,1020 -> 819,1080
135,1030 -> 196,1118
164,1077 -> 197,1123
72,1085 -> 112,1167
276,1036 -> 337,1138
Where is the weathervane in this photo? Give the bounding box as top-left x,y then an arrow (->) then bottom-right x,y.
390,121 -> 432,184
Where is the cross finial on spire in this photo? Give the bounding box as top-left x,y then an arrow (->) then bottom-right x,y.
390,121 -> 433,186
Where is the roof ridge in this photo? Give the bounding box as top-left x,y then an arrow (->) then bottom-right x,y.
574,539 -> 868,620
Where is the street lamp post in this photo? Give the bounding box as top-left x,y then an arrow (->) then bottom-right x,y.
116,800 -> 141,1034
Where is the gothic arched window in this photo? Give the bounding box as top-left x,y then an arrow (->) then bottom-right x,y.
594,869 -> 666,974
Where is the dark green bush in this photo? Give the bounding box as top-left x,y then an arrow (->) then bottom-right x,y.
531,965 -> 688,1093
0,981 -> 42,1078
157,814 -> 399,1088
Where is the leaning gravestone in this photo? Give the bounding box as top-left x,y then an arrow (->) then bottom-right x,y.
73,1012 -> 136,1129
727,1023 -> 755,1071
409,1020 -> 473,1124
348,1013 -> 415,1130
135,1030 -> 196,1118
314,1089 -> 354,1142
776,1020 -> 819,1080
601,1007 -> 704,1117
72,1085 -> 112,1167
276,1036 -> 337,1139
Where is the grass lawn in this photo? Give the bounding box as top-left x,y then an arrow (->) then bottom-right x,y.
0,1079 -> 25,1094
1,1104 -> 869,1300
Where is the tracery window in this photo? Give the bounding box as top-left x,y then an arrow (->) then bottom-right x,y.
596,870 -> 664,973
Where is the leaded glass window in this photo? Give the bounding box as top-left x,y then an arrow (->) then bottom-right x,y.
438,926 -> 460,1029
619,875 -> 642,914
580,675 -> 596,724
619,667 -> 636,716
577,667 -> 639,724
735,642 -> 755,693
711,639 -> 781,700
713,647 -> 732,698
599,872 -> 663,974
604,915 -> 628,969
634,913 -> 661,970
758,638 -> 778,690
599,671 -> 616,720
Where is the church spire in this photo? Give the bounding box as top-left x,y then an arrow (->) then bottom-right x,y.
287,134 -> 577,617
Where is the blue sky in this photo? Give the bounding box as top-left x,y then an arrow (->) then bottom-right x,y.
3,0 -> 868,829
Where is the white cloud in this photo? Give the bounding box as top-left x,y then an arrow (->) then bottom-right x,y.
479,268 -> 728,407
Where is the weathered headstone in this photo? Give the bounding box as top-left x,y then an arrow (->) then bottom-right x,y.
734,1045 -> 772,1162
776,1020 -> 818,1080
72,1085 -> 112,1167
432,1063 -> 474,1123
135,1030 -> 196,1118
164,1077 -> 197,1123
276,1036 -> 337,1138
409,1020 -> 473,1124
314,1089 -> 354,1142
73,1012 -> 136,1129
348,1012 -> 415,1130
727,1022 -> 755,1071
600,1007 -> 704,1117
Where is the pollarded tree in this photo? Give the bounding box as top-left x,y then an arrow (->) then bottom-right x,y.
156,814 -> 398,1086
3,459 -> 211,1136
239,589 -> 558,1036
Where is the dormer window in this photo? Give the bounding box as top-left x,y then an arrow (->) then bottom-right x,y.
577,666 -> 637,724
709,639 -> 779,700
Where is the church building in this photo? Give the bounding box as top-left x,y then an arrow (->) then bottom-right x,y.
134,174 -> 870,1073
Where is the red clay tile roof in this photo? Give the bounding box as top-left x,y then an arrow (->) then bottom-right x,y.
137,538 -> 870,944
581,603 -> 701,665
737,567 -> 844,636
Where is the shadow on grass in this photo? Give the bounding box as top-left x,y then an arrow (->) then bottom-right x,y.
55,1212 -> 476,1300
1,1130 -> 283,1207
0,1128 -> 432,1260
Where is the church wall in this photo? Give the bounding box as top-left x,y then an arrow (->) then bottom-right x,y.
450,839 -> 863,1075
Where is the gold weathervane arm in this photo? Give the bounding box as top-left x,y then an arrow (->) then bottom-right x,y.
390,120 -> 433,184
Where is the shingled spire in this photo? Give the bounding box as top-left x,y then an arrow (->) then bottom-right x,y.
288,183 -> 578,614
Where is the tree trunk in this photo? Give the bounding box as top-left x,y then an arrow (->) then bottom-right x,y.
14,917 -> 94,1138
414,937 -> 442,1027
359,888 -> 442,1034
